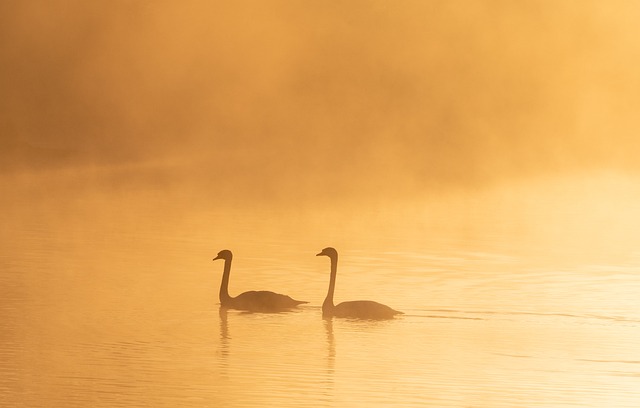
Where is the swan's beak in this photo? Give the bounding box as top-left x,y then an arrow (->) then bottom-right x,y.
316,251 -> 324,256
213,255 -> 221,261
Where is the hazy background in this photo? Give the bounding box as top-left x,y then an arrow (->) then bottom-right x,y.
2,0 -> 640,205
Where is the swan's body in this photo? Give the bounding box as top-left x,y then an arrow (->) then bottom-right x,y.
316,247 -> 402,319
213,250 -> 307,312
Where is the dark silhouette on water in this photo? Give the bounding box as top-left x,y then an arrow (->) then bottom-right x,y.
316,247 -> 403,319
213,249 -> 307,312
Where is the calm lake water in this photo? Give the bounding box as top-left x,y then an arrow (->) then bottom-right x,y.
2,169 -> 640,407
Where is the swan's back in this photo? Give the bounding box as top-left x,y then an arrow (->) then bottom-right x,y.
226,290 -> 308,312
330,300 -> 403,320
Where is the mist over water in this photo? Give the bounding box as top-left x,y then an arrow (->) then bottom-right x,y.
2,1 -> 640,197
3,2 -> 640,407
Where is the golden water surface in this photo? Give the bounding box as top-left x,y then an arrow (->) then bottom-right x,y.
2,170 -> 640,407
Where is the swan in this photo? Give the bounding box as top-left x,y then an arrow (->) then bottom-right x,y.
316,247 -> 402,319
213,249 -> 307,312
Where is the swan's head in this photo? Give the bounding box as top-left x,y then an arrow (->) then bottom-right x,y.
213,249 -> 233,261
316,247 -> 338,259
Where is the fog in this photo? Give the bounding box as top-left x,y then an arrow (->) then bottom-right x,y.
2,1 -> 640,202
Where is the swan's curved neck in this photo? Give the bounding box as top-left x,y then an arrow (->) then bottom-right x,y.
323,254 -> 338,312
219,257 -> 233,303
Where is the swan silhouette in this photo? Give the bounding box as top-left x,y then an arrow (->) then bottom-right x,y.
213,249 -> 307,312
316,247 -> 402,319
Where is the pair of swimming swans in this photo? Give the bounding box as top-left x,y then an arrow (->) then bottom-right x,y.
213,247 -> 402,319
